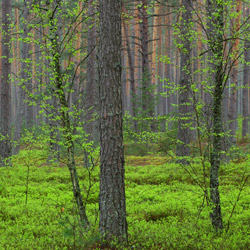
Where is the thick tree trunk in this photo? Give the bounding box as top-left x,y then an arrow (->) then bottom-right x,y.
0,0 -> 12,165
176,0 -> 192,164
99,0 -> 128,241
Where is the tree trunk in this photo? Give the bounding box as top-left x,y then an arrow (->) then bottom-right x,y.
13,1 -> 31,154
48,0 -> 89,227
0,0 -> 12,165
85,0 -> 97,142
207,0 -> 224,231
123,16 -> 138,132
242,7 -> 249,139
176,0 -> 192,164
99,0 -> 128,241
228,0 -> 242,144
138,0 -> 155,131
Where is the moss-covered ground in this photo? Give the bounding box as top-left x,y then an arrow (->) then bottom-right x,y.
1,148 -> 250,249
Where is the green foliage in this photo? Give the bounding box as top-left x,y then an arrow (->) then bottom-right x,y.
1,146 -> 250,249
156,124 -> 178,154
124,112 -> 178,156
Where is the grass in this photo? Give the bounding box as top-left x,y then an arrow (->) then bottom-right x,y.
1,149 -> 250,249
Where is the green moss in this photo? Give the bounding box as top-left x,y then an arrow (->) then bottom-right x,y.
1,148 -> 250,249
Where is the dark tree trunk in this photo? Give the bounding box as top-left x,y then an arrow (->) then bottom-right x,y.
176,0 -> 192,164
138,0 -> 155,131
207,0 -> 224,231
99,0 -> 128,241
123,19 -> 138,132
0,0 -> 12,165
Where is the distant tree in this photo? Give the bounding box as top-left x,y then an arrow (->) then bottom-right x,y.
122,6 -> 138,132
13,0 -> 31,154
228,0 -> 242,144
98,0 -> 128,241
0,0 -> 12,165
176,0 -> 193,164
242,6 -> 249,139
138,0 -> 156,131
85,0 -> 97,142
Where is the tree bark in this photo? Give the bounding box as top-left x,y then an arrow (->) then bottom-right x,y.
207,0 -> 224,231
0,0 -> 12,165
99,0 -> 128,241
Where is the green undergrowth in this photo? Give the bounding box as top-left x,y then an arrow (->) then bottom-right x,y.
0,149 -> 250,249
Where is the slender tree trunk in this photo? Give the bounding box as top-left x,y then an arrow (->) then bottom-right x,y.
0,0 -> 12,165
165,7 -> 172,117
48,0 -> 89,227
207,0 -> 224,231
13,1 -> 31,154
83,0 -> 98,167
24,2 -> 33,130
228,0 -> 242,144
85,0 -> 97,142
134,6 -> 140,102
138,0 -> 155,131
123,17 -> 138,132
99,0 -> 128,241
242,7 -> 249,139
176,0 -> 192,164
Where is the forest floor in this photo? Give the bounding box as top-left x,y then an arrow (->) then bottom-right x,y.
1,148 -> 250,249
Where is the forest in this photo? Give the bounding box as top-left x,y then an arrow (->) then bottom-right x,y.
1,0 -> 250,249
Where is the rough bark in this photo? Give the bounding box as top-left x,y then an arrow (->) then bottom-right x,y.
99,0 -> 128,241
176,0 -> 192,164
0,0 -> 12,165
207,0 -> 224,231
